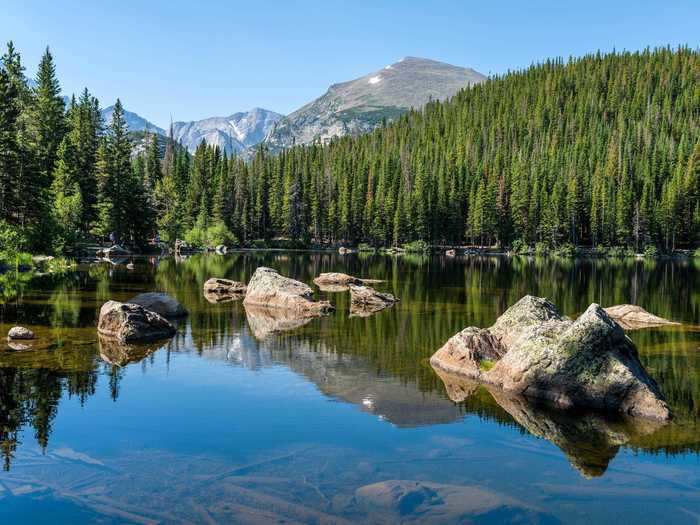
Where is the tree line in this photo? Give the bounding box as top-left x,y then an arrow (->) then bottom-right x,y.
1,43 -> 699,253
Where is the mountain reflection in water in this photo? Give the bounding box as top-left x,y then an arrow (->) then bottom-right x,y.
0,252 -> 699,524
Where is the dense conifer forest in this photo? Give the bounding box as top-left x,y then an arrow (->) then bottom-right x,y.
1,43 -> 698,253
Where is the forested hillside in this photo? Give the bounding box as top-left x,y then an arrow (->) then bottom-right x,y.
1,44 -> 699,253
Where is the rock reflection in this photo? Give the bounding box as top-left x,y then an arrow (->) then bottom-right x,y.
98,334 -> 169,367
244,305 -> 314,340
434,368 -> 666,477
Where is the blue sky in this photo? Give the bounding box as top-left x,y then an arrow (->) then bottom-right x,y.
3,0 -> 698,127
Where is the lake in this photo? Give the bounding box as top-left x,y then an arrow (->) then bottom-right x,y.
1,252 -> 699,524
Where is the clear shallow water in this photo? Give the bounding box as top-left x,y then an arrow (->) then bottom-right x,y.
0,252 -> 699,524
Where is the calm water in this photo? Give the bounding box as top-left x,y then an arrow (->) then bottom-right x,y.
0,252 -> 699,524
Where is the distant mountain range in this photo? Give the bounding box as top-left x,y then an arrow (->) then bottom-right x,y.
171,108 -> 283,155
98,57 -> 486,156
101,105 -> 165,136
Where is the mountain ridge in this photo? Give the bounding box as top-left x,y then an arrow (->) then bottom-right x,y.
265,56 -> 486,149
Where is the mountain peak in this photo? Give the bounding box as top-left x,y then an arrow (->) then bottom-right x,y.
266,57 -> 486,149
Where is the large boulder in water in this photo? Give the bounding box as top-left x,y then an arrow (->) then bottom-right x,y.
604,304 -> 679,330
243,267 -> 334,316
349,284 -> 398,317
129,292 -> 188,318
430,295 -> 671,420
98,301 -> 176,343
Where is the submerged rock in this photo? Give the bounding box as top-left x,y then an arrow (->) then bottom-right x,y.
8,326 -> 35,340
349,284 -> 398,317
430,295 -> 671,420
98,301 -> 176,343
203,278 -> 247,302
355,479 -> 554,524
243,267 -> 334,316
604,304 -> 679,330
129,292 -> 188,318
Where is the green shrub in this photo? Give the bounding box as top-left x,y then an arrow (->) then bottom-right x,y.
358,243 -> 375,252
643,245 -> 659,258
403,240 -> 429,253
184,221 -> 237,249
250,239 -> 268,249
510,239 -> 530,254
607,246 -> 626,258
534,242 -> 549,256
0,219 -> 26,257
552,243 -> 576,258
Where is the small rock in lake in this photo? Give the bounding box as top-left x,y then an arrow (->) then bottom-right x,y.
314,272 -> 363,292
243,267 -> 334,316
203,278 -> 247,302
8,326 -> 35,340
129,292 -> 188,318
430,295 -> 671,420
349,284 -> 398,317
604,304 -> 679,330
98,301 -> 176,343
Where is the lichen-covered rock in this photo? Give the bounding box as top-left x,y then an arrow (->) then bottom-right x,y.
445,249 -> 456,256
243,267 -> 334,316
203,278 -> 247,300
430,295 -> 671,420
604,304 -> 679,330
349,284 -> 398,317
129,292 -> 188,318
98,301 -> 176,343
8,326 -> 34,340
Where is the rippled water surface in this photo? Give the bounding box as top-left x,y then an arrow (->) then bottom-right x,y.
1,252 -> 699,524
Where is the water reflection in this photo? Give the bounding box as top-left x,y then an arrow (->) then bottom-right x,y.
434,369 -> 666,478
0,252 -> 699,482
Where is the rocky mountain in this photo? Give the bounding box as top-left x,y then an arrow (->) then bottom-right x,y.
171,108 -> 283,155
265,56 -> 486,149
101,105 -> 165,135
